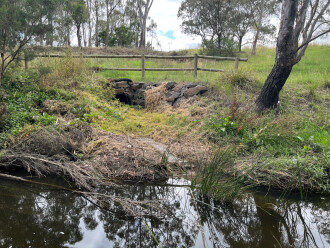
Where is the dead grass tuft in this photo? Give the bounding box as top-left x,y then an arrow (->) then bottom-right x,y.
145,83 -> 167,111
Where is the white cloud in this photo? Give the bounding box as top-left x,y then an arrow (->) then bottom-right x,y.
148,0 -> 201,51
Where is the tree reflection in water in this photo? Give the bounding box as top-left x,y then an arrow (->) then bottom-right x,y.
0,179 -> 328,248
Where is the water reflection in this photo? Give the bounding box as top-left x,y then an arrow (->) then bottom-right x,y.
0,178 -> 328,248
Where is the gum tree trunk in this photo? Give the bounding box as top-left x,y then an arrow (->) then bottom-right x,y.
95,0 -> 99,47
238,36 -> 243,52
251,0 -> 264,56
255,0 -> 297,112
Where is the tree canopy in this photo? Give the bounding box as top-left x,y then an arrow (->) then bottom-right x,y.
0,0 -> 58,84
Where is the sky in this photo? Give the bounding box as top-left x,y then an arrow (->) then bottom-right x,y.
148,0 -> 202,51
148,0 -> 329,51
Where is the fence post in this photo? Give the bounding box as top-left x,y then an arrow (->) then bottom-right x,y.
194,54 -> 198,77
141,54 -> 145,79
235,57 -> 239,71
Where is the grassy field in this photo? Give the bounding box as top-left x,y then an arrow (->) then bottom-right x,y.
1,45 -> 329,196
93,45 -> 329,84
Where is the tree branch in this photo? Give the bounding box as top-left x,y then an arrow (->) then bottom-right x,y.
296,29 -> 330,52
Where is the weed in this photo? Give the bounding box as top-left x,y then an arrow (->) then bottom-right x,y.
105,107 -> 124,120
194,149 -> 252,200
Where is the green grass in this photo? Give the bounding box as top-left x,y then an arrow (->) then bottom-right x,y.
1,45 -> 329,195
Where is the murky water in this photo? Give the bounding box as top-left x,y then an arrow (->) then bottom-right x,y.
0,177 -> 329,248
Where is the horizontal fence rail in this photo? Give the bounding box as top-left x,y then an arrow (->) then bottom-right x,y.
33,53 -> 248,78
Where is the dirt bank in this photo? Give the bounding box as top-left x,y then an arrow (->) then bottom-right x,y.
0,123 -> 207,189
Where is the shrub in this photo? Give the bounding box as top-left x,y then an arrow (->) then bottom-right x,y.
222,70 -> 260,92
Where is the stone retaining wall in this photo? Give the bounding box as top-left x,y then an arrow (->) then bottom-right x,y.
108,78 -> 208,107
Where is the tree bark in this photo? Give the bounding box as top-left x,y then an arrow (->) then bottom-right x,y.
95,0 -> 99,47
255,0 -> 297,113
238,36 -> 243,52
0,41 -> 6,86
82,23 -> 87,47
77,25 -> 82,47
138,0 -> 153,48
87,0 -> 92,47
251,0 -> 264,56
105,0 -> 110,47
46,15 -> 54,46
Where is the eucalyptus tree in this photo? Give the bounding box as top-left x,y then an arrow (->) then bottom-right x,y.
104,0 -> 121,47
230,0 -> 255,52
178,0 -> 232,53
256,0 -> 330,112
250,0 -> 279,55
137,0 -> 154,48
70,0 -> 89,47
123,0 -> 140,47
0,0 -> 58,85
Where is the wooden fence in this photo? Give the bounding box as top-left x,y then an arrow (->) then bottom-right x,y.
33,54 -> 248,78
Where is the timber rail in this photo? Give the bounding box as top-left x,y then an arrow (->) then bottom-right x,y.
33,54 -> 248,78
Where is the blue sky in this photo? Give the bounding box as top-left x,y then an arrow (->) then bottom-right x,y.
159,30 -> 176,40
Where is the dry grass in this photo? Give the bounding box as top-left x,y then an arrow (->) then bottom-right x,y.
0,123 -> 174,189
145,82 -> 168,111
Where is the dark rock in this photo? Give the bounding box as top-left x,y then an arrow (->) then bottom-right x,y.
110,78 -> 133,83
132,83 -> 143,91
173,83 -> 184,92
135,89 -> 146,98
186,83 -> 197,88
166,96 -> 175,103
173,97 -> 184,108
172,92 -> 180,99
115,88 -> 125,94
184,85 -> 208,98
180,85 -> 189,97
116,81 -> 130,88
166,82 -> 177,90
133,99 -> 145,107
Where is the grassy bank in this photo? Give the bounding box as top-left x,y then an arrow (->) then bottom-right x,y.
0,45 -> 329,196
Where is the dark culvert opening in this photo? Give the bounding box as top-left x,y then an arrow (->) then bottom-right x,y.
116,93 -> 132,105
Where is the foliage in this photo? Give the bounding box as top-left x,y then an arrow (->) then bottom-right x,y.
100,24 -> 137,47
178,0 -> 278,55
0,0 -> 59,83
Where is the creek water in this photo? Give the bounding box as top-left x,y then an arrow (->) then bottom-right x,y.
0,177 -> 329,248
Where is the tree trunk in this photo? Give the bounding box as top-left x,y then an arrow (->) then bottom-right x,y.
87,0 -> 92,47
82,24 -> 87,47
255,0 -> 298,113
217,34 -> 221,51
66,26 -> 71,47
77,25 -> 82,47
251,0 -> 264,56
46,15 -> 54,46
251,29 -> 260,56
255,61 -> 293,111
95,0 -> 99,47
0,54 -> 5,86
138,0 -> 153,49
139,24 -> 146,48
238,36 -> 243,52
0,40 -> 6,86
105,0 -> 110,48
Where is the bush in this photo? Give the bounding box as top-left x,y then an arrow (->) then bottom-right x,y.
199,38 -> 237,56
221,70 -> 260,92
